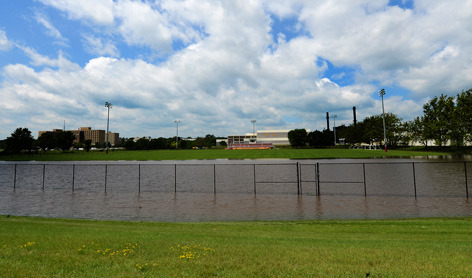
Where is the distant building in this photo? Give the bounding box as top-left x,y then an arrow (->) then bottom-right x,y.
38,127 -> 120,146
227,133 -> 257,145
133,136 -> 151,142
227,129 -> 306,148
256,130 -> 294,146
107,132 -> 120,146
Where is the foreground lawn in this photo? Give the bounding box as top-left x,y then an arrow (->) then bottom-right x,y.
1,216 -> 471,277
0,148 -> 451,161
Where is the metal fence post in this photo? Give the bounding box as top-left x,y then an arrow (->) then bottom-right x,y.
174,164 -> 177,193
465,162 -> 469,198
412,162 -> 417,198
253,164 -> 257,195
213,164 -> 216,194
297,162 -> 300,195
316,161 -> 320,196
104,164 -> 108,193
42,164 -> 46,190
72,164 -> 75,192
363,163 -> 366,196
13,164 -> 17,189
138,164 -> 141,193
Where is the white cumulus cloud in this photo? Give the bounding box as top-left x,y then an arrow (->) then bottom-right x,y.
0,30 -> 13,51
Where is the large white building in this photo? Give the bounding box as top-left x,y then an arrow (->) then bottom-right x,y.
256,130 -> 292,146
227,129 -> 309,147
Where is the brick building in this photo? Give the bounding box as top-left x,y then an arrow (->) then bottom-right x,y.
38,127 -> 120,146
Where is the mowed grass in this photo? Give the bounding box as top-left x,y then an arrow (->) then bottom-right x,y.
0,148 -> 451,161
1,216 -> 471,277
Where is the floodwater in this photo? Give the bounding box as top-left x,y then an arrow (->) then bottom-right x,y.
0,158 -> 471,221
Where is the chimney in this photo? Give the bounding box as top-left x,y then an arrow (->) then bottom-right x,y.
353,106 -> 357,125
326,112 -> 330,130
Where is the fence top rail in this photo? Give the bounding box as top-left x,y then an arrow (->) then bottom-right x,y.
0,161 -> 469,167
0,162 -> 302,167
318,161 -> 470,166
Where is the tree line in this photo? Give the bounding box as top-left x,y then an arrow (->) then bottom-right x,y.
0,129 -> 220,154
288,89 -> 472,148
0,129 -> 79,154
121,134 -> 219,150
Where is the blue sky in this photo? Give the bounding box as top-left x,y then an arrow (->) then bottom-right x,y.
1,0 -> 472,139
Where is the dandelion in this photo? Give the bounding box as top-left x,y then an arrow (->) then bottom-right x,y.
172,244 -> 215,260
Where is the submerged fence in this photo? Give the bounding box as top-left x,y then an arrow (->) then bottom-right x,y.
0,161 -> 470,197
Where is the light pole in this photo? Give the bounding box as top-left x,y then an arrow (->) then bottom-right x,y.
174,120 -> 180,149
251,120 -> 256,135
105,102 -> 112,154
331,115 -> 337,147
379,89 -> 387,152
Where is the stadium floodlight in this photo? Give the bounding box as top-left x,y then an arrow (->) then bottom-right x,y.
105,102 -> 112,154
378,89 -> 387,152
174,120 -> 180,149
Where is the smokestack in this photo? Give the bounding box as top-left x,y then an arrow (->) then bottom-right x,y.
353,106 -> 357,125
326,112 -> 330,130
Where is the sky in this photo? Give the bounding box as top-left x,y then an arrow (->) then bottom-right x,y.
1,0 -> 472,139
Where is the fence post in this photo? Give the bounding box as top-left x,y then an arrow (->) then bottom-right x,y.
138,164 -> 141,193
465,162 -> 469,198
412,162 -> 417,198
297,162 -> 300,195
316,161 -> 320,196
104,164 -> 107,193
174,164 -> 177,193
213,164 -> 216,194
363,163 -> 366,196
72,164 -> 75,192
253,164 -> 257,195
42,164 -> 46,190
13,164 -> 17,189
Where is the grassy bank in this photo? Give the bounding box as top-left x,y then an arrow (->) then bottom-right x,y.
0,148 -> 452,161
1,216 -> 471,277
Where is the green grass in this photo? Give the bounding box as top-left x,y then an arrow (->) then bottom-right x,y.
0,148 -> 452,161
1,216 -> 471,277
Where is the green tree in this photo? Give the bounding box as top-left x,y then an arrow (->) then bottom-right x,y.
83,139 -> 92,152
123,138 -> 135,150
134,138 -> 150,150
456,89 -> 472,144
422,94 -> 455,146
154,137 -> 171,149
344,123 -> 363,144
204,134 -> 216,148
358,113 -> 404,147
307,129 -> 332,147
405,116 -> 428,146
37,132 -> 57,152
288,129 -> 308,148
4,127 -> 35,154
56,131 -> 76,152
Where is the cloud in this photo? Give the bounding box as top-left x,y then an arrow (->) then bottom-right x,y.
82,34 -> 119,57
38,0 -> 115,25
113,0 -> 205,54
18,46 -> 80,71
34,11 -> 69,46
295,0 -> 472,98
0,30 -> 13,51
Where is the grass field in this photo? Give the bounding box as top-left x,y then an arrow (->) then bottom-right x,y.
0,148 -> 452,161
1,216 -> 471,277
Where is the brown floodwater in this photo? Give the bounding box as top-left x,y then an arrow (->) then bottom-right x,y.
0,158 -> 471,221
